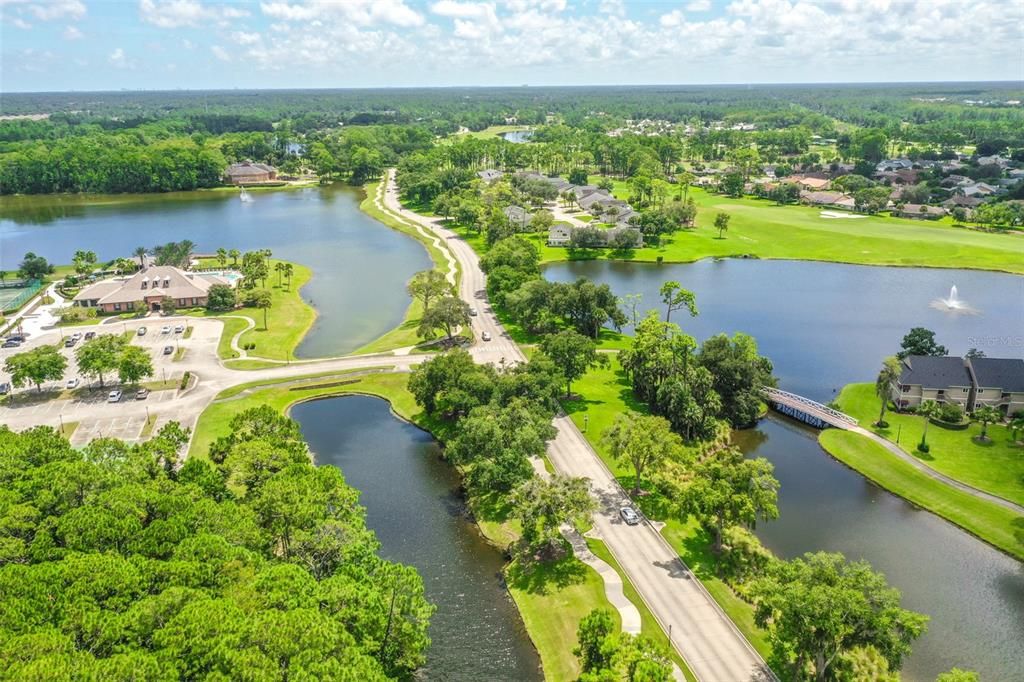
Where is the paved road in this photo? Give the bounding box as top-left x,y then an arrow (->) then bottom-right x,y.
381,170 -> 774,682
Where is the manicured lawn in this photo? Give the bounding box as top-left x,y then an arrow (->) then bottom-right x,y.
819,429 -> 1024,561
541,182 -> 1024,274
506,554 -> 617,682
835,383 -> 1024,506
442,125 -> 532,143
353,180 -> 460,355
193,259 -> 315,362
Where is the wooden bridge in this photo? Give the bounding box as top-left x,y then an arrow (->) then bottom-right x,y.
762,387 -> 859,430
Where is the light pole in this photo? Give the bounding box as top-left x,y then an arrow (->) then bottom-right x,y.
584,414 -> 589,432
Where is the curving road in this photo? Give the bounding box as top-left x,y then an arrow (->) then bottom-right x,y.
380,170 -> 774,682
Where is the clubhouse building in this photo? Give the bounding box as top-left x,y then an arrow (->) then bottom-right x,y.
74,266 -> 236,313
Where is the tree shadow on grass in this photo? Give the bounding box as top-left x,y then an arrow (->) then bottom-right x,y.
506,553 -> 588,596
469,490 -> 513,527
1013,517 -> 1024,549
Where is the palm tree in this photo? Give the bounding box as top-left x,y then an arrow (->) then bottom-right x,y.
133,246 -> 147,270
263,249 -> 272,269
229,249 -> 240,267
180,240 -> 196,268
216,248 -> 228,268
283,263 -> 294,289
917,400 -> 941,451
274,261 -> 285,286
875,356 -> 901,426
972,405 -> 1002,442
1010,414 -> 1024,444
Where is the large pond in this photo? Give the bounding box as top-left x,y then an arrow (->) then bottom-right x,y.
546,259 -> 1024,681
292,396 -> 542,681
0,186 -> 432,357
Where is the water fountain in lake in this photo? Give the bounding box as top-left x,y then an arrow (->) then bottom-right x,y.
930,284 -> 978,315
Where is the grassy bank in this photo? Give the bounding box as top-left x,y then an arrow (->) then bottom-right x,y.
190,369 -> 636,681
353,180 -> 460,355
835,383 -> 1024,505
819,429 -> 1024,561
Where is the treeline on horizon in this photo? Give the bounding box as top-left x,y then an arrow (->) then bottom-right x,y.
2,83 -> 1022,196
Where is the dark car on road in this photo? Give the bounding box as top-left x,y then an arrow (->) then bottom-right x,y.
163,345 -> 174,355
84,331 -> 96,340
1,340 -> 20,348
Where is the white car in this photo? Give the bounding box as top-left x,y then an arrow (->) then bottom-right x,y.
65,378 -> 79,389
71,331 -> 83,341
174,324 -> 185,333
161,325 -> 171,334
481,331 -> 492,342
619,507 -> 641,526
107,390 -> 122,403
469,307 -> 478,316
137,327 -> 147,336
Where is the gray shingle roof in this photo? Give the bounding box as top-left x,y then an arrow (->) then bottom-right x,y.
969,358 -> 1024,392
898,356 -> 971,388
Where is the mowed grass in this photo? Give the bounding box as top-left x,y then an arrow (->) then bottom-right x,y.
353,180 -> 460,355
531,182 -> 1024,274
835,383 -> 1024,506
189,369 -> 623,680
819,429 -> 1024,561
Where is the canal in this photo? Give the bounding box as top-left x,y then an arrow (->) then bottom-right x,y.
546,258 -> 1024,681
0,185 -> 432,357
292,396 -> 543,681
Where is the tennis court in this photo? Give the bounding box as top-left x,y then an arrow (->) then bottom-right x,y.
0,280 -> 43,312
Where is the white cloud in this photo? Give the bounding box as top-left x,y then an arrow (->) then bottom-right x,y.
108,47 -> 131,68
10,16 -> 30,28
660,9 -> 685,27
139,0 -> 249,28
27,0 -> 84,21
686,0 -> 711,10
62,25 -> 83,39
211,44 -> 231,61
231,31 -> 261,45
260,0 -> 423,26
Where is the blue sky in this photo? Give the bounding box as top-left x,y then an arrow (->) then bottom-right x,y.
2,0 -> 1022,92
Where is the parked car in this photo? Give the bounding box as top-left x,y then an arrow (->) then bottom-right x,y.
137,327 -> 147,336
107,390 -> 122,403
161,326 -> 171,334
619,507 -> 641,526
64,337 -> 77,347
0,383 -> 10,395
163,345 -> 174,355
71,332 -> 83,341
84,331 -> 96,340
66,378 -> 79,389
136,388 -> 149,400
6,334 -> 25,343
1,340 -> 20,348
469,307 -> 478,316
174,324 -> 185,333
481,331 -> 492,341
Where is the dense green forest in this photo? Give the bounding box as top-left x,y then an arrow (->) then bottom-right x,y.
0,409 -> 433,680
1,83 -> 1022,195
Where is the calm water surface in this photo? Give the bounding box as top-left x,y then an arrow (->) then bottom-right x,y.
293,396 -> 542,682
0,186 -> 432,357
546,259 -> 1024,680
501,130 -> 533,143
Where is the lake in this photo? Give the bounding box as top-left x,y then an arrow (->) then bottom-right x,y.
0,186 -> 432,357
546,258 -> 1024,680
293,396 -> 543,681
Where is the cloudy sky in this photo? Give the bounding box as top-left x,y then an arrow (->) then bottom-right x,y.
1,0 -> 1021,92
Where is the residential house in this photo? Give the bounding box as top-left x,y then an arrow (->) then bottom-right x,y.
799,190 -> 851,208
957,182 -> 999,198
942,195 -> 983,210
478,169 -> 503,182
603,226 -> 643,247
792,176 -> 831,191
547,223 -> 574,246
890,355 -> 974,411
876,158 -> 915,172
578,192 -> 612,212
967,358 -> 1024,416
74,266 -> 237,314
225,161 -> 277,185
894,204 -> 948,220
571,185 -> 605,200
504,205 -> 530,229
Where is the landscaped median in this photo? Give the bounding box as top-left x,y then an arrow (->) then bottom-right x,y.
189,367 -> 643,681
821,383 -> 1024,560
353,179 -> 461,355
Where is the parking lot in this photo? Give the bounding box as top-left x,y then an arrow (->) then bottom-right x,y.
0,317 -> 224,445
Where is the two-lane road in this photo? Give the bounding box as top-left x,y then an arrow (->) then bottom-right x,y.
381,170 -> 774,681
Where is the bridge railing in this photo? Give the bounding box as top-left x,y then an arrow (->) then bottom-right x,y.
762,387 -> 859,427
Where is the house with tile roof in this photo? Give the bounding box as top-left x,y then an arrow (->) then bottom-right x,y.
74,266 -> 237,314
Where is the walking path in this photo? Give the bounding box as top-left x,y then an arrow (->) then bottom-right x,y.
379,170 -> 773,682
